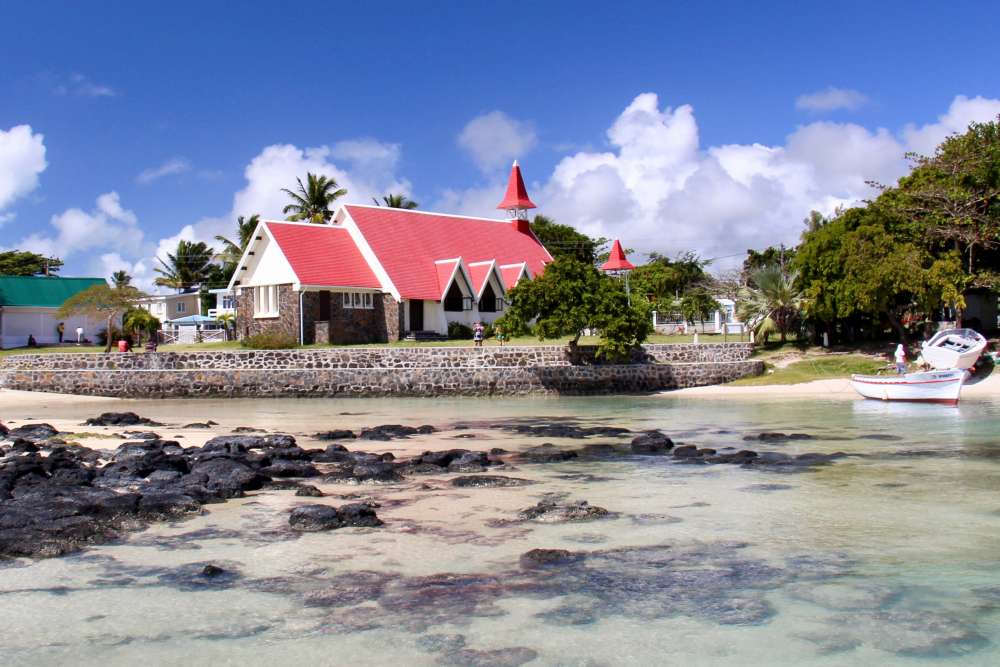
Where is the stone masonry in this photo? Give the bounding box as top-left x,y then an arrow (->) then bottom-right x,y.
0,343 -> 761,398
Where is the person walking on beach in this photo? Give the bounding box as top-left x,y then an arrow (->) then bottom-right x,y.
473,322 -> 484,347
894,343 -> 907,374
57,322 -> 65,343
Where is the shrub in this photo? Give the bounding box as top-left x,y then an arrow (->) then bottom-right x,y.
482,323 -> 495,339
240,332 -> 298,349
447,322 -> 473,340
97,327 -> 133,347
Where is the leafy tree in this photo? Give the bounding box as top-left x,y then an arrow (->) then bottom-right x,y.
679,289 -> 721,324
529,215 -> 607,264
282,173 -> 347,223
630,251 -> 709,305
0,251 -> 63,276
743,245 -> 795,282
216,214 -> 260,264
374,194 -> 418,209
56,285 -> 146,352
122,308 -> 160,345
737,265 -> 804,343
497,256 -> 651,359
154,240 -> 218,290
110,270 -> 132,288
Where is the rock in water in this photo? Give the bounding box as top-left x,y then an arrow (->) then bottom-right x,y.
313,429 -> 356,440
520,548 -> 579,568
451,475 -> 534,488
289,503 -> 383,531
295,485 -> 323,497
84,412 -> 161,427
518,498 -> 610,523
516,444 -> 578,463
630,430 -> 674,454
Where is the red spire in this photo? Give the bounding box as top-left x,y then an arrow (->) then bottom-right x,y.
496,160 -> 537,210
601,240 -> 635,271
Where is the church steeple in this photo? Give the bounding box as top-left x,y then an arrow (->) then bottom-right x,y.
497,160 -> 537,229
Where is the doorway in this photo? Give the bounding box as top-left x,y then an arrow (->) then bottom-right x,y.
409,299 -> 423,331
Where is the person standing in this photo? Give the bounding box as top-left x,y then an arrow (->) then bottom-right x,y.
75,326 -> 84,345
473,322 -> 484,347
894,343 -> 907,375
57,322 -> 65,343
495,325 -> 506,347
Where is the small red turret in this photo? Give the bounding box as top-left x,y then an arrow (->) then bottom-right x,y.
601,240 -> 635,272
497,160 -> 536,232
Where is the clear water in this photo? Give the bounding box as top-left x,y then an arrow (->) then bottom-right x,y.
2,395 -> 1000,666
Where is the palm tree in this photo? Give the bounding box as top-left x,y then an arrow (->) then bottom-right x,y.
215,214 -> 260,267
282,173 -> 346,223
373,193 -> 418,209
123,308 -> 160,345
736,264 -> 804,343
110,270 -> 132,288
154,240 -> 218,290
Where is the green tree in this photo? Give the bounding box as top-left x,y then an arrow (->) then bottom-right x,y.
529,215 -> 607,264
679,289 -> 721,324
737,264 -> 804,343
122,308 -> 160,345
0,251 -> 63,276
282,173 -> 347,223
630,251 -> 709,306
154,240 -> 218,290
215,214 -> 260,265
497,256 -> 651,359
56,285 -> 146,352
110,270 -> 132,288
374,194 -> 418,209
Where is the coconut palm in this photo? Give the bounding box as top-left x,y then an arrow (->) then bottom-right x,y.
282,173 -> 346,223
373,193 -> 418,209
215,214 -> 260,267
216,311 -> 236,340
736,264 -> 804,343
154,240 -> 218,290
110,270 -> 132,288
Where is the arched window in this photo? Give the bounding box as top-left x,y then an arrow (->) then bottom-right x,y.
444,282 -> 465,312
479,282 -> 497,312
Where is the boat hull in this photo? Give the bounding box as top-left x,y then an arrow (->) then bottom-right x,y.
920,328 -> 987,370
851,370 -> 967,404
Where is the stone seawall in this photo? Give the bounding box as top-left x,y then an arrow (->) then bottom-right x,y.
0,344 -> 761,397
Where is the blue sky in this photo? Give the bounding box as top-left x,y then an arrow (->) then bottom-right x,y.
1,0 -> 998,287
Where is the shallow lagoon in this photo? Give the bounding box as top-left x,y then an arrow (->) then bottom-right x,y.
2,394 -> 1000,666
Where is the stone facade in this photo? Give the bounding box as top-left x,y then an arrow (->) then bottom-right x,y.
0,343 -> 761,397
235,284 -> 301,342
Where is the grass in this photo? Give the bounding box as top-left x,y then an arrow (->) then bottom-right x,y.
0,333 -> 747,356
729,353 -> 887,386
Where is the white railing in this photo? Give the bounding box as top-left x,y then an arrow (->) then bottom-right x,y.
158,328 -> 227,345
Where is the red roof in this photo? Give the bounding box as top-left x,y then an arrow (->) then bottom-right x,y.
496,160 -> 537,210
467,261 -> 495,297
499,263 -> 527,291
601,239 -> 635,271
345,205 -> 551,300
265,222 -> 380,288
435,259 -> 461,298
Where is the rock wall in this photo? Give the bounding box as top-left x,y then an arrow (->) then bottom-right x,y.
0,343 -> 761,397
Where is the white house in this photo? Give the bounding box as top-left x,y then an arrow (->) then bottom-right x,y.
0,276 -> 107,349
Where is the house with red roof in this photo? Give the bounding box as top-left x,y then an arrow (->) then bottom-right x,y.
229,162 -> 552,344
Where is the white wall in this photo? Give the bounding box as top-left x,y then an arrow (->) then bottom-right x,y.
245,234 -> 297,287
0,307 -> 106,349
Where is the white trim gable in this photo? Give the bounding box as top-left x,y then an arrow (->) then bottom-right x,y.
467,260 -> 504,299
336,207 -> 400,301
434,257 -> 477,302
499,262 -> 530,288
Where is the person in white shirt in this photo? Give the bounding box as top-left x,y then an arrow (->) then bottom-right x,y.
76,326 -> 84,345
894,343 -> 907,374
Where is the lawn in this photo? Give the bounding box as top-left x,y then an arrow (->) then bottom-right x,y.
729,353 -> 887,386
0,332 -> 744,356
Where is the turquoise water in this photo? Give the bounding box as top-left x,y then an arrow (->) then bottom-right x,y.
2,394 -> 1000,665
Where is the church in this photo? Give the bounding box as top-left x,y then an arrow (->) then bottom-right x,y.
230,162 -> 553,344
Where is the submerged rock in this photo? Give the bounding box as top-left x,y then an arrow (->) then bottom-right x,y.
313,429 -> 356,440
359,424 -> 436,440
289,503 -> 383,531
518,498 -> 610,523
516,444 -> 578,463
451,475 -> 533,488
743,432 -> 816,442
520,548 -> 580,568
630,431 -> 674,454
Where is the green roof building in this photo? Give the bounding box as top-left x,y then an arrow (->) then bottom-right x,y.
0,275 -> 107,349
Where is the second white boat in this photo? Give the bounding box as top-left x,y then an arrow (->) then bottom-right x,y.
850,369 -> 968,405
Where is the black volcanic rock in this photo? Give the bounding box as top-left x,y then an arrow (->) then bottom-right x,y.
451,475 -> 533,488
6,423 -> 59,443
289,503 -> 383,531
84,412 -> 162,427
313,430 -> 356,440
630,431 -> 674,454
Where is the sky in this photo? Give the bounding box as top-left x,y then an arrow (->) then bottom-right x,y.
1,0 -> 998,291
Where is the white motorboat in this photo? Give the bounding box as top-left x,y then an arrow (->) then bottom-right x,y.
850,369 -> 967,405
920,328 -> 987,370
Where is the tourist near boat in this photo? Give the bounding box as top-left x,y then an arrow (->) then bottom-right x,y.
919,327 -> 987,370
850,368 -> 968,405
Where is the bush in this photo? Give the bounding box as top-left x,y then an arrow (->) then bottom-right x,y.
240,332 -> 298,349
447,322 -> 473,340
97,327 -> 133,347
482,323 -> 495,339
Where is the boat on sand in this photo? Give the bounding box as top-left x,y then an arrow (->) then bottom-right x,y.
850,369 -> 967,405
920,328 -> 987,370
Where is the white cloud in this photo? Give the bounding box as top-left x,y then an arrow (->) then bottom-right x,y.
53,73 -> 116,98
795,87 -> 868,112
902,95 -> 1000,156
136,158 -> 191,185
0,124 -> 47,215
458,111 -> 537,172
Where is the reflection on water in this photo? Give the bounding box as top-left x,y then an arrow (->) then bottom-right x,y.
2,394 -> 1000,666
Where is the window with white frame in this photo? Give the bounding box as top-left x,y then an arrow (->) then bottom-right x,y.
176,302 -> 186,314
254,285 -> 280,317
222,295 -> 235,309
342,291 -> 374,309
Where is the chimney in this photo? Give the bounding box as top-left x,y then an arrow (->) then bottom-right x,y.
496,160 -> 537,232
